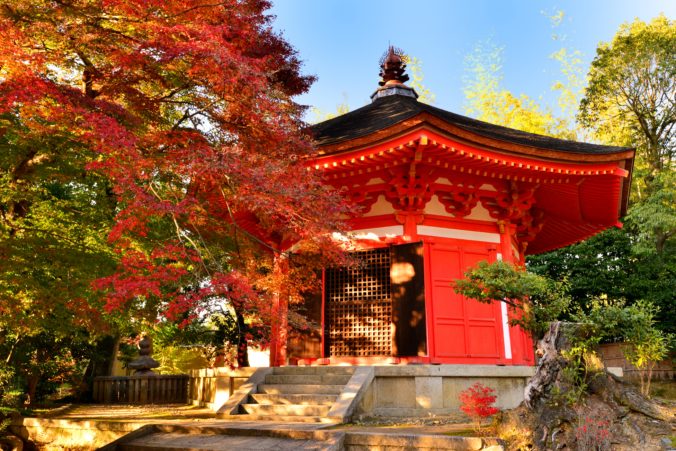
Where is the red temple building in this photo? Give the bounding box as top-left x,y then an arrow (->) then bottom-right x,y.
283,48 -> 634,367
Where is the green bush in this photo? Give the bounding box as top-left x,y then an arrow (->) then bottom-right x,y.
453,260 -> 571,339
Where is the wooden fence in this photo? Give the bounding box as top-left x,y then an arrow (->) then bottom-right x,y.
92,375 -> 189,404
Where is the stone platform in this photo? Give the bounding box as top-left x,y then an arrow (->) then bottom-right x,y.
196,365 -> 534,421
104,422 -> 505,450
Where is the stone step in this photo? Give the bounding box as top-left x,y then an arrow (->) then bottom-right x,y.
272,366 -> 355,376
241,403 -> 331,417
264,374 -> 352,385
250,393 -> 337,406
119,431 -> 333,451
218,413 -> 333,423
258,384 -> 345,395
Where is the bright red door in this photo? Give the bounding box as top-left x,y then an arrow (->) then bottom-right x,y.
426,241 -> 505,364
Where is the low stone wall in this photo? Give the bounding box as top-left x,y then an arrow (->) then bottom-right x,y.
599,343 -> 674,380
355,365 -> 534,418
188,367 -> 257,410
11,417 -> 143,451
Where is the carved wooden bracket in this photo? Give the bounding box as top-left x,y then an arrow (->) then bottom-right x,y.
516,208 -> 545,245
346,186 -> 379,212
436,182 -> 479,217
481,181 -> 536,222
384,172 -> 435,212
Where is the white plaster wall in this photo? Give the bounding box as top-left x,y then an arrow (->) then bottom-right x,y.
423,195 -> 495,222
362,195 -> 396,217
417,225 -> 500,243
350,225 -> 404,238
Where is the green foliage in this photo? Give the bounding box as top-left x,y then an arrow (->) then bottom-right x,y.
579,15 -> 675,175
557,323 -> 605,405
527,227 -> 676,335
0,406 -> 19,438
148,310 -> 249,373
404,56 -> 435,104
573,299 -> 672,397
0,73 -> 122,404
309,93 -> 351,123
462,38 -> 580,139
464,14 -> 675,342
625,171 -> 676,254
154,346 -> 209,375
452,261 -> 570,339
619,302 -> 671,397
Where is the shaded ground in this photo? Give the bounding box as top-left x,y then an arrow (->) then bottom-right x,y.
333,412 -> 482,436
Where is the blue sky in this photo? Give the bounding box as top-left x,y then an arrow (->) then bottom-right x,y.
269,1 -> 674,120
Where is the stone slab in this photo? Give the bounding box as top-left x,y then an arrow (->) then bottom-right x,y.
121,431 -> 341,451
326,366 -> 375,422
345,432 -> 504,450
216,367 -> 273,417
415,376 -> 443,409
373,364 -> 534,378
374,376 -> 416,408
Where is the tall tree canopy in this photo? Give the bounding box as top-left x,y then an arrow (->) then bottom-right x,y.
580,15 -> 675,255
462,39 -> 580,140
463,15 -> 675,334
0,0 -> 348,381
579,15 -> 675,177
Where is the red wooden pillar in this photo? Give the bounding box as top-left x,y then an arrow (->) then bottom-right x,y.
269,253 -> 289,367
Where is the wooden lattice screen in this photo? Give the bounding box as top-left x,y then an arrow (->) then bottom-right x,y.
325,247 -> 392,357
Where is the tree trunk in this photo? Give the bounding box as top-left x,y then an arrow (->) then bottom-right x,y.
236,311 -> 249,368
108,335 -> 120,376
498,322 -> 672,450
25,374 -> 39,406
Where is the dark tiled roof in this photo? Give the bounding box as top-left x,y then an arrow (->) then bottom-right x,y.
311,94 -> 630,155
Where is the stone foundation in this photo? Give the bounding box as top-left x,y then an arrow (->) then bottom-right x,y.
354,365 -> 534,418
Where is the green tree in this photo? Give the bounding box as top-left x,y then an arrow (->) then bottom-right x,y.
452,261 -> 570,340
462,15 -> 676,335
404,56 -> 435,104
574,299 -> 672,397
462,39 -> 577,139
579,15 -> 675,179
527,227 -> 676,335
579,15 -> 675,256
541,15 -> 676,333
0,96 -> 122,403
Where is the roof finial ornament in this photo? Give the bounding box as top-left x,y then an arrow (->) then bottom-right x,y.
371,46 -> 418,102
379,46 -> 409,86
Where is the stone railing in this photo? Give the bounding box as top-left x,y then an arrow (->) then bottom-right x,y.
188,367 -> 257,409
92,375 -> 189,404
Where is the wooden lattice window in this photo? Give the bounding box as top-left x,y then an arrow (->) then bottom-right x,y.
325,247 -> 392,357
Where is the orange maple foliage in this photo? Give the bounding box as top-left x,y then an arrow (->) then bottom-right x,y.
0,0 -> 350,357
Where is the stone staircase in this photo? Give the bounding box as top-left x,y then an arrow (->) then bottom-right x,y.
223,366 -> 356,423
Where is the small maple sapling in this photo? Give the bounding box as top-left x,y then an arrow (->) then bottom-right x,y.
459,382 -> 500,431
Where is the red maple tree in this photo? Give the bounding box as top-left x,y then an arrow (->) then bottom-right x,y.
459,382 -> 500,431
0,0 -> 349,366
